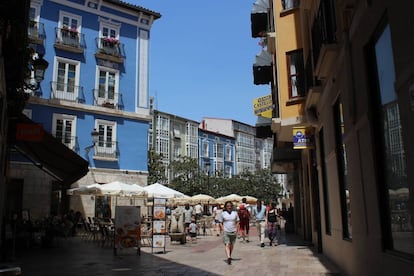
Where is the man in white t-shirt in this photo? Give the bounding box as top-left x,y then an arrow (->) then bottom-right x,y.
194,202 -> 203,221
218,201 -> 240,265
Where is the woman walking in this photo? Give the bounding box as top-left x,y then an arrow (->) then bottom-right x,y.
218,201 -> 239,265
266,202 -> 279,246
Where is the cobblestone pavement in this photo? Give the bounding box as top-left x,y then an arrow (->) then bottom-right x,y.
7,227 -> 344,275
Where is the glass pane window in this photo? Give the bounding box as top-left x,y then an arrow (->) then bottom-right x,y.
98,124 -> 113,148
334,99 -> 351,239
98,70 -> 117,101
373,24 -> 412,254
53,114 -> 75,149
62,16 -> 78,31
287,50 -> 305,98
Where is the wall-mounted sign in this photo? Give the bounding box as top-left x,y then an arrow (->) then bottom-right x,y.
253,94 -> 273,118
16,123 -> 44,142
293,127 -> 315,149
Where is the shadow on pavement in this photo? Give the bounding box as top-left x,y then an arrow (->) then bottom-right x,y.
8,237 -> 221,276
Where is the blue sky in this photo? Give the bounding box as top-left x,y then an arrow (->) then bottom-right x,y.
134,0 -> 269,126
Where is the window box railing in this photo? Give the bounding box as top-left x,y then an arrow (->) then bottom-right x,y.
28,21 -> 46,44
93,89 -> 123,110
95,37 -> 125,63
93,141 -> 119,160
54,27 -> 86,53
50,81 -> 85,103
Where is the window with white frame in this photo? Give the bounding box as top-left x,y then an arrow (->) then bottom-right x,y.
99,21 -> 120,51
186,144 -> 198,159
54,58 -> 80,101
173,144 -> 181,160
52,114 -> 76,150
225,165 -> 232,178
96,67 -> 118,106
60,12 -> 81,32
58,12 -> 81,45
101,23 -> 119,42
203,141 -> 209,157
214,143 -> 224,159
95,120 -> 117,158
225,145 -> 232,161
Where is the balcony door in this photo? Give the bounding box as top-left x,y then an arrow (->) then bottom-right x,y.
96,121 -> 117,159
96,68 -> 118,107
53,114 -> 76,150
59,12 -> 81,47
54,59 -> 79,101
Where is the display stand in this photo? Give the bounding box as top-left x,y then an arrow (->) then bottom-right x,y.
151,198 -> 166,254
114,206 -> 141,256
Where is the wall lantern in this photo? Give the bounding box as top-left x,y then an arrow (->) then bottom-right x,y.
85,128 -> 99,155
24,53 -> 49,91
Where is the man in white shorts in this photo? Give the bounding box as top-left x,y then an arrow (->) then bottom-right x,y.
218,201 -> 240,265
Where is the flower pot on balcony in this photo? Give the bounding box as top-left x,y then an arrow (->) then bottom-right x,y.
102,102 -> 115,108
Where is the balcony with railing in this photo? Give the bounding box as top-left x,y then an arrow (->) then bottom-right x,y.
50,81 -> 85,103
93,89 -> 124,110
54,27 -> 86,54
311,0 -> 338,79
95,37 -> 125,63
93,141 -> 118,160
28,20 -> 46,44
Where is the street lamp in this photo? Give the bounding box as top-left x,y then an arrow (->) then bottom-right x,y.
24,53 -> 49,92
84,128 -> 99,155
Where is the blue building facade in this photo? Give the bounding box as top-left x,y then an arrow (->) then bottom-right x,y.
8,0 -> 160,219
198,129 -> 235,179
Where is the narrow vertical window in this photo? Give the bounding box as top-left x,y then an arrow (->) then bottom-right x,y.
334,99 -> 351,239
319,128 -> 331,234
286,49 -> 305,98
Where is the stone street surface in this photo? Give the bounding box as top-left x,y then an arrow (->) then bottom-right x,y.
11,226 -> 344,275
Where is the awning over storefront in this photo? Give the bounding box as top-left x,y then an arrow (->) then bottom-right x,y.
8,115 -> 89,185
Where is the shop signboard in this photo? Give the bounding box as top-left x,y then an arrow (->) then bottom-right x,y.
253,94 -> 273,118
152,198 -> 166,253
114,206 -> 141,255
293,126 -> 315,149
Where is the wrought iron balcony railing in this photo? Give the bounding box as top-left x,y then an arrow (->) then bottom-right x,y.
95,37 -> 125,63
28,21 -> 46,44
93,140 -> 119,160
93,89 -> 124,110
54,27 -> 86,53
50,81 -> 85,103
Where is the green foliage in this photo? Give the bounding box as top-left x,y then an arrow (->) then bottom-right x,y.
168,156 -> 201,196
164,155 -> 281,202
147,149 -> 167,184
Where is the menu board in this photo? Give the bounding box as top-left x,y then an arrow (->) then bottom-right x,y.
152,198 -> 166,253
114,206 -> 141,255
153,220 -> 166,234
